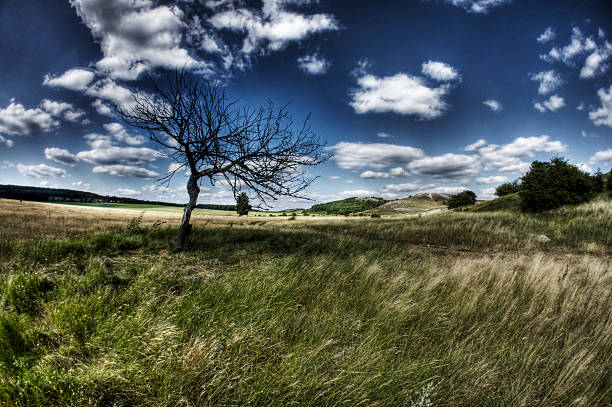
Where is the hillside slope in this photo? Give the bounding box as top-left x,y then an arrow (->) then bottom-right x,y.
469,193 -> 521,212
364,193 -> 449,216
306,197 -> 386,215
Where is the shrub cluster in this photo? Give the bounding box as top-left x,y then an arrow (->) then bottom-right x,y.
519,157 -> 596,212
494,180 -> 521,197
446,190 -> 476,209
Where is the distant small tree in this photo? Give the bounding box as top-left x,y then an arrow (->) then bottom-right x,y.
446,190 -> 477,209
236,192 -> 251,216
519,157 -> 595,212
592,169 -> 604,194
606,169 -> 612,196
495,180 -> 521,197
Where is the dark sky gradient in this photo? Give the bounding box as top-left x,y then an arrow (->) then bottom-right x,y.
0,0 -> 610,207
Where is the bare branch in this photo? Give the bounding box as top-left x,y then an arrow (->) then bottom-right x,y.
119,69 -> 330,247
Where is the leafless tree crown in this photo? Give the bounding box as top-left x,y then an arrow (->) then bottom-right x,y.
120,70 -> 330,205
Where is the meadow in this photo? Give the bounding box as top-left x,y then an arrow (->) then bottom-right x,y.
0,198 -> 610,406
52,202 -> 261,217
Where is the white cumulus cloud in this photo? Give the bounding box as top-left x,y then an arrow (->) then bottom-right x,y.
475,175 -> 507,184
382,182 -> 423,194
421,60 -> 460,81
17,163 -> 66,178
529,70 -> 562,95
92,165 -> 159,178
477,135 -> 566,173
92,99 -> 114,117
390,167 -> 409,177
103,122 -> 145,145
407,153 -> 480,179
329,142 -> 424,170
589,85 -> 612,127
69,0 -> 210,80
589,149 -> 612,164
541,26 -> 611,79
350,73 -> 451,119
43,68 -> 95,91
360,170 -> 389,179
464,139 -> 487,151
77,146 -> 161,165
45,147 -> 79,166
0,100 -> 58,136
210,0 -> 339,56
40,99 -> 86,123
534,94 -> 565,112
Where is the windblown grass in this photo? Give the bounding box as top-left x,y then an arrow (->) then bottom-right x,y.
0,198 -> 610,406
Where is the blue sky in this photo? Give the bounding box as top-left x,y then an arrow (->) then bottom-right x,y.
0,0 -> 611,208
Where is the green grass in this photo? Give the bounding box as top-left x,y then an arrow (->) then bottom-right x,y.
469,192 -> 521,212
1,199 -> 611,406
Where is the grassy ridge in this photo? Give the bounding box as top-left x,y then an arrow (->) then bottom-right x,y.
0,199 -> 611,406
306,197 -> 386,215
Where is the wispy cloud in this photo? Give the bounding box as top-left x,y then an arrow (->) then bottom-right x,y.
483,99 -> 502,112
297,53 -> 330,75
589,85 -> 612,127
537,27 -> 555,43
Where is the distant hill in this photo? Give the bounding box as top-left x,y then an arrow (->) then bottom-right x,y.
306,196 -> 386,215
365,194 -> 448,216
304,193 -> 452,217
0,184 -> 236,211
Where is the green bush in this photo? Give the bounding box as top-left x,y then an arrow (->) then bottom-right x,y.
495,180 -> 521,197
306,197 -> 386,215
446,190 -> 476,209
592,170 -> 604,194
519,157 -> 595,212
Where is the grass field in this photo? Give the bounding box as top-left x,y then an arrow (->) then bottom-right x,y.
53,202 -> 253,217
1,198 -> 610,406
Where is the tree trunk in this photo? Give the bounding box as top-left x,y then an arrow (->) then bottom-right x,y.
175,175 -> 200,250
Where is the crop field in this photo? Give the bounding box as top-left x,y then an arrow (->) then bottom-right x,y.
0,198 -> 611,406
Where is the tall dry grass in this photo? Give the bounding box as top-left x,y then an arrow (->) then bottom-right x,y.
0,198 -> 610,405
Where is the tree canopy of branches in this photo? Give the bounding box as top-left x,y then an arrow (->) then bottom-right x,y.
121,71 -> 329,249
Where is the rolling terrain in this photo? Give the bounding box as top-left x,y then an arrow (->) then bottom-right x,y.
0,197 -> 610,406
363,193 -> 449,216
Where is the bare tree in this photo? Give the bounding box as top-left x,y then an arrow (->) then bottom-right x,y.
120,71 -> 329,249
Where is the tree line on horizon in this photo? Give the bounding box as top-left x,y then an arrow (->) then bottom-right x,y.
0,184 -> 237,212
